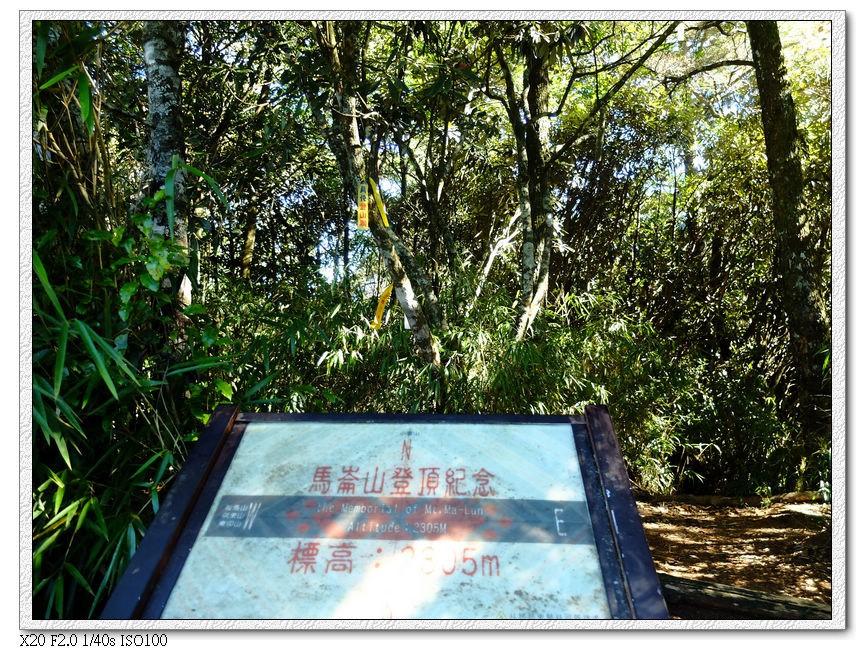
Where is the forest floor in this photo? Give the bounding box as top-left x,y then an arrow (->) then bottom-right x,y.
636,496 -> 832,604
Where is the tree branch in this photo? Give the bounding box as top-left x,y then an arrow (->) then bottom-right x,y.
664,58 -> 755,85
549,21 -> 680,166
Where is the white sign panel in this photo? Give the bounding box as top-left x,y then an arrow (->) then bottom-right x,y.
160,421 -> 610,619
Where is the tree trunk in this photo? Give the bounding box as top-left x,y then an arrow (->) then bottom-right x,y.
342,193 -> 351,296
496,41 -> 554,341
240,204 -> 257,280
521,46 -> 557,339
142,20 -> 191,307
746,20 -> 829,464
308,21 -> 441,366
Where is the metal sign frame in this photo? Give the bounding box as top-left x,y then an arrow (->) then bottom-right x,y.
101,405 -> 667,620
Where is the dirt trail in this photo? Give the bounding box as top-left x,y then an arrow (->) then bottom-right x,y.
636,498 -> 831,604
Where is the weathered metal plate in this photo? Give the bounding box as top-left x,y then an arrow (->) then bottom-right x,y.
160,421 -> 611,619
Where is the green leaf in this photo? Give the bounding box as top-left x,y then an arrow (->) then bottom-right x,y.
119,280 -> 139,304
145,249 -> 171,280
32,385 -> 53,445
77,70 -> 93,131
214,378 -> 233,399
73,320 -> 118,400
165,355 -> 234,376
33,249 -> 66,322
52,431 -> 72,469
421,75 -> 447,98
239,147 -> 266,159
178,161 -> 230,210
188,236 -> 200,292
74,498 -> 91,534
130,451 -> 164,481
87,325 -> 139,384
35,228 -> 58,249
64,562 -> 94,596
45,498 -> 83,529
47,388 -> 86,440
153,451 -> 172,485
33,577 -> 51,598
321,389 -> 343,404
87,537 -> 121,618
89,498 -> 108,541
54,573 -> 64,619
38,64 -> 79,90
36,22 -> 50,80
111,226 -> 126,247
183,303 -> 205,316
201,324 -> 219,347
53,475 -> 66,512
455,66 -> 485,85
242,370 -> 280,400
83,229 -> 113,241
126,523 -> 137,561
59,177 -> 78,217
165,166 -> 177,240
140,273 -> 160,292
33,527 -> 62,559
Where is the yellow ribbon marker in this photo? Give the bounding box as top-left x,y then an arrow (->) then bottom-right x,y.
357,180 -> 369,230
367,178 -> 390,228
372,283 -> 393,330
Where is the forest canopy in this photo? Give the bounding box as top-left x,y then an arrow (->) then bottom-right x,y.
30,18 -> 832,618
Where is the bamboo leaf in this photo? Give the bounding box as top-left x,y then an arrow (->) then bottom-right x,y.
36,22 -> 49,79
130,451 -> 164,481
242,370 -> 280,400
85,321 -> 139,384
179,161 -> 229,210
38,64 -> 79,90
74,498 -> 91,533
54,320 -> 68,398
126,523 -> 137,561
45,498 -> 83,529
54,573 -> 64,619
77,69 -> 93,131
33,249 -> 66,322
73,320 -> 118,399
53,478 -> 65,513
51,391 -> 86,440
88,533 -> 122,617
153,451 -> 172,485
32,389 -> 52,444
33,577 -> 51,598
51,431 -> 72,469
89,498 -> 108,541
166,357 -> 233,376
64,562 -> 94,596
33,527 -> 62,559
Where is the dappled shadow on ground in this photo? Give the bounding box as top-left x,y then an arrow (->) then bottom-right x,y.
637,499 -> 831,603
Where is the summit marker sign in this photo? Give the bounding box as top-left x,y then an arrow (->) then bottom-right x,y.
102,408 -> 667,620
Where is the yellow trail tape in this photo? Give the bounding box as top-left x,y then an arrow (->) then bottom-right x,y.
367,178 -> 390,228
357,180 -> 369,230
372,283 -> 393,330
